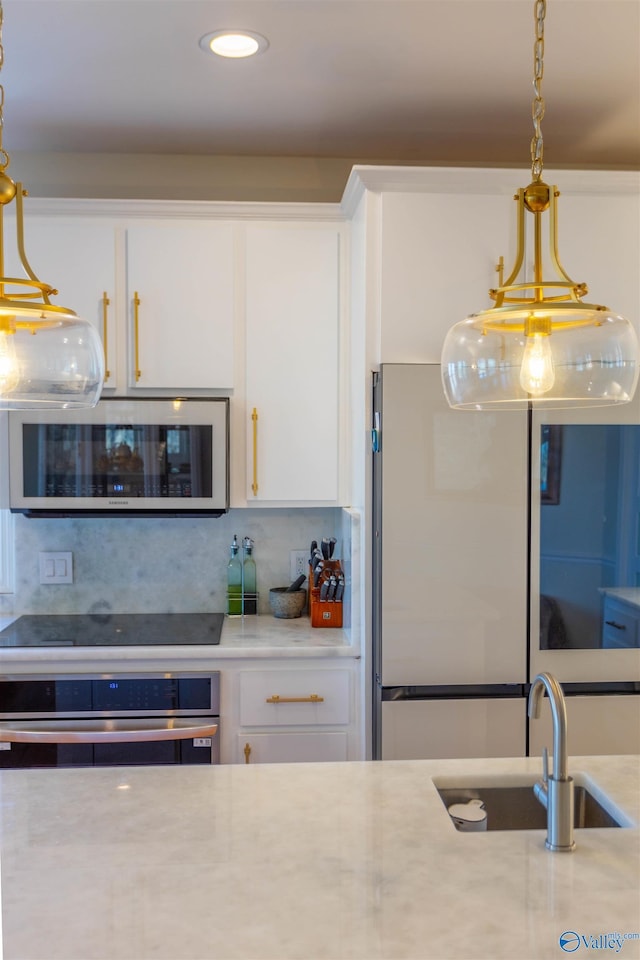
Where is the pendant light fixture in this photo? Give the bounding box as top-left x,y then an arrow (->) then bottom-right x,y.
441,0 -> 639,410
0,2 -> 104,409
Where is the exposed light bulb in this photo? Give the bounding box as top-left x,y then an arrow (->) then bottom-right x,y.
520,320 -> 555,396
0,324 -> 20,395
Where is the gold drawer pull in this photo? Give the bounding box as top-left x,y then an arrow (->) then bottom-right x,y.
102,291 -> 111,381
244,742 -> 252,764
265,694 -> 324,704
133,290 -> 141,381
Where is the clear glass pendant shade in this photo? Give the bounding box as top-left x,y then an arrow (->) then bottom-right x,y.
441,305 -> 639,410
440,0 -> 639,412
0,308 -> 105,409
0,7 -> 105,410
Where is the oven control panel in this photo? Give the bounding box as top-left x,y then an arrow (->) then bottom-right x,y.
0,673 -> 220,718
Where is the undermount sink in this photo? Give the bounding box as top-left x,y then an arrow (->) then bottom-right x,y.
434,777 -> 628,832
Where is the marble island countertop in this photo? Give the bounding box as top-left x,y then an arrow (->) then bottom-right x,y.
1,755 -> 639,960
0,614 -> 354,673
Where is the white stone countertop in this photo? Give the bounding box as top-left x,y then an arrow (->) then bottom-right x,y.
1,755 -> 638,960
0,614 -> 355,674
600,588 -> 640,610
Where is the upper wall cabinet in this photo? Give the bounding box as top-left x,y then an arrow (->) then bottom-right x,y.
243,222 -> 344,504
343,166 -> 640,367
125,222 -> 235,391
3,216 -> 118,387
5,210 -> 237,394
377,189 -> 514,363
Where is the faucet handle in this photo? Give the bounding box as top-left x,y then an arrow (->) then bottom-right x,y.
541,746 -> 549,783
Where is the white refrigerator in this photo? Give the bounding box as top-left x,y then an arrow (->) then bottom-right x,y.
372,363 -> 640,760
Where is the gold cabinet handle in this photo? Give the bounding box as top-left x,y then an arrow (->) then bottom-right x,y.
133,290 -> 141,382
251,407 -> 259,496
102,291 -> 111,381
244,742 -> 252,764
265,694 -> 325,704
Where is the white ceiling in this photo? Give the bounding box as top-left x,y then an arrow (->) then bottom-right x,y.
2,0 -> 639,168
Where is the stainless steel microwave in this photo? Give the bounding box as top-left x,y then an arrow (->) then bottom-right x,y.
8,398 -> 229,517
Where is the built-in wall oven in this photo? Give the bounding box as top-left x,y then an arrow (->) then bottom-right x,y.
0,672 -> 221,768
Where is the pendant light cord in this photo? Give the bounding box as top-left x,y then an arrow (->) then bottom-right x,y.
531,0 -> 546,182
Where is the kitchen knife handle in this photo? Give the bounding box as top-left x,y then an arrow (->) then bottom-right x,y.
265,694 -> 324,704
102,291 -> 111,381
133,290 -> 142,381
251,407 -> 259,496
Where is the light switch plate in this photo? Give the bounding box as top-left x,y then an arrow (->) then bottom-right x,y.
39,551 -> 73,584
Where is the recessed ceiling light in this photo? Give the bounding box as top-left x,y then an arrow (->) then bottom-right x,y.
199,30 -> 269,59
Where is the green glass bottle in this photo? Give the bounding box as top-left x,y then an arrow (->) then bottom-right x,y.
227,534 -> 242,616
242,536 -> 257,615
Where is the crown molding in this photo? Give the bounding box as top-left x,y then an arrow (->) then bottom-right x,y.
15,196 -> 347,222
341,164 -> 640,216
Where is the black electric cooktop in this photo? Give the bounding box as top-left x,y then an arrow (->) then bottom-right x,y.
0,613 -> 224,648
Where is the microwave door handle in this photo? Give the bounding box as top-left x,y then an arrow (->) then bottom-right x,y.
0,719 -> 218,744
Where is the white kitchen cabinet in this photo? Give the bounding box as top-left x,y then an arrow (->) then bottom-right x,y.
125,221 -> 235,391
381,698 -> 526,761
7,205 -> 238,394
226,662 -> 357,764
238,732 -> 348,764
377,190 -> 515,362
345,166 -> 640,366
239,668 -> 350,725
541,176 -> 640,332
3,216 -> 118,388
243,222 -> 344,504
602,596 -> 640,649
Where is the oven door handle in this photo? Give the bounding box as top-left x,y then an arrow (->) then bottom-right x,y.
0,719 -> 218,744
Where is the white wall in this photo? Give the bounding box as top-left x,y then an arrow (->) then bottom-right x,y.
13,152 -> 358,203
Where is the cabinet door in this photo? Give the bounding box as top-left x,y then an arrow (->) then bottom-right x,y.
245,223 -> 341,502
237,732 -> 348,763
379,190 -> 514,362
4,217 -> 117,388
545,186 -> 640,329
126,221 -> 235,390
602,598 -> 639,649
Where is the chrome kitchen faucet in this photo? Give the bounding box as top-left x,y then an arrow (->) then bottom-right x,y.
528,672 -> 575,852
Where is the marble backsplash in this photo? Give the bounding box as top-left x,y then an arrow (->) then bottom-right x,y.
5,508 -> 345,617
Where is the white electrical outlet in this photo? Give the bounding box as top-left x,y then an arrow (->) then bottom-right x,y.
290,550 -> 308,581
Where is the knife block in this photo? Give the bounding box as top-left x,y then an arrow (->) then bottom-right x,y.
309,560 -> 343,628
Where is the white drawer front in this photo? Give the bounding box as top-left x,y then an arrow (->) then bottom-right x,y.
239,670 -> 350,726
237,732 -> 348,763
381,698 -> 526,760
